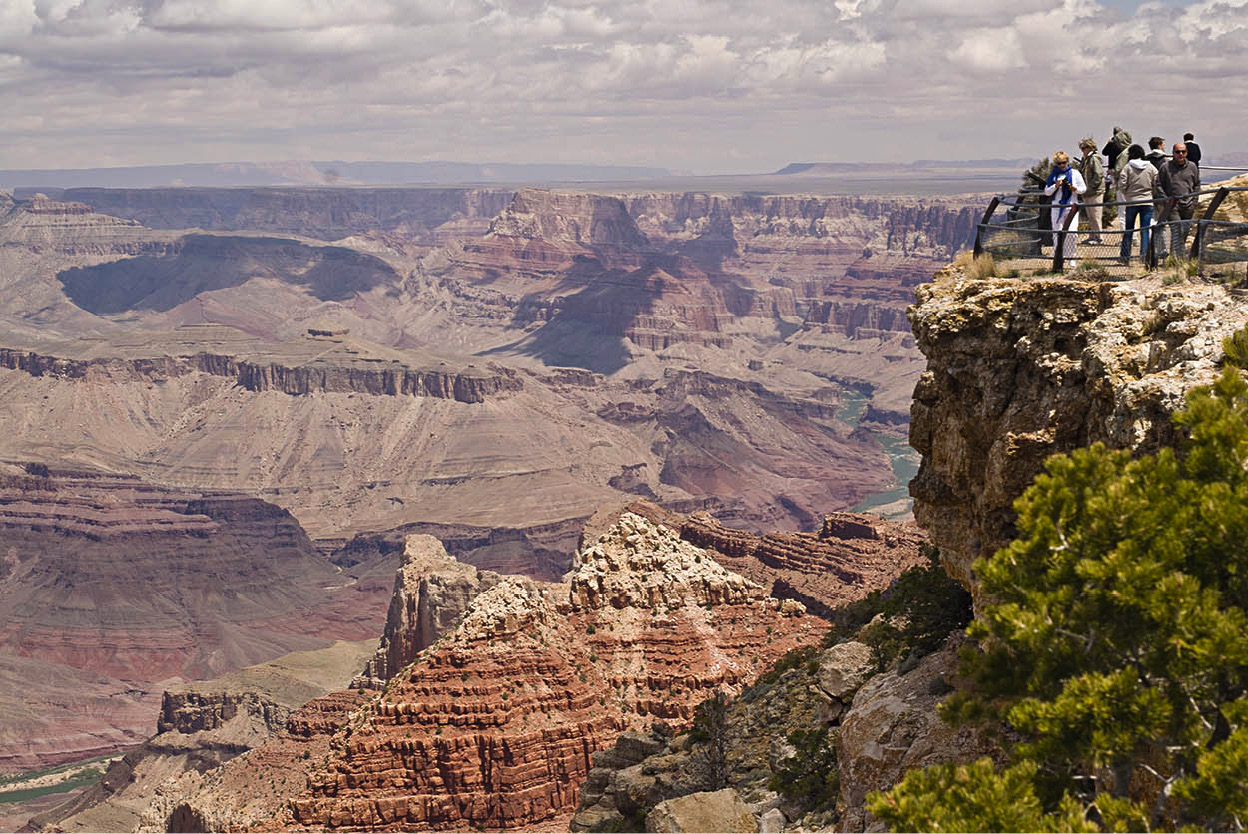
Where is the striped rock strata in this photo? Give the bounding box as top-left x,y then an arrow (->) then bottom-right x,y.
148,513 -> 820,832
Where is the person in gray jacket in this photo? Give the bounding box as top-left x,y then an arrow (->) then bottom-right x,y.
1102,126 -> 1132,227
1156,142 -> 1201,259
1117,145 -> 1158,263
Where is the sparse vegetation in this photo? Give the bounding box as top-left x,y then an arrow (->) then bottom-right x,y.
1223,324 -> 1248,370
824,545 -> 972,671
768,728 -> 840,812
1161,254 -> 1200,285
1071,262 -> 1110,282
689,689 -> 730,789
952,250 -> 1002,280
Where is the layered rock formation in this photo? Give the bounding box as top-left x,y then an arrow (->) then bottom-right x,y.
27,640 -> 377,834
0,343 -> 519,404
908,271 -> 1248,588
0,194 -> 163,256
143,514 -> 821,832
356,535 -> 501,684
0,466 -> 389,772
680,509 -> 928,617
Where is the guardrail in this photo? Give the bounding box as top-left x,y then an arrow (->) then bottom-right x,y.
974,186 -> 1248,276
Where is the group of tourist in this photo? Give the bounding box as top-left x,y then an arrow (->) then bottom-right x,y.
1043,128 -> 1202,267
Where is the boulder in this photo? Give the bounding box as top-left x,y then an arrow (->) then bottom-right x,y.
816,641 -> 875,700
645,788 -> 758,833
836,638 -> 998,832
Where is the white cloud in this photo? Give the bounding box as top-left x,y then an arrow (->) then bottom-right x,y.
0,0 -> 1243,172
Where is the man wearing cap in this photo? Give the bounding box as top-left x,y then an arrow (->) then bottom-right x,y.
1078,138 -> 1105,244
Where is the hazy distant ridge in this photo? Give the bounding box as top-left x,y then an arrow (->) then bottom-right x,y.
0,160 -> 674,190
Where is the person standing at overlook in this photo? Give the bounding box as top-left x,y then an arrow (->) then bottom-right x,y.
1078,138 -> 1105,244
1156,142 -> 1201,258
1117,144 -> 1158,264
1044,151 -> 1087,267
1102,126 -> 1132,228
1146,136 -> 1168,170
1184,132 -> 1202,166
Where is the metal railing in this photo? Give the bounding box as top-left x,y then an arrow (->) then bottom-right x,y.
974,186 -> 1248,276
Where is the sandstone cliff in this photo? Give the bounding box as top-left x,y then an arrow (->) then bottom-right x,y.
0,344 -> 519,403
908,271 -> 1247,589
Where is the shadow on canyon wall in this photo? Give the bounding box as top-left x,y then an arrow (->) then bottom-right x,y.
57,235 -> 400,315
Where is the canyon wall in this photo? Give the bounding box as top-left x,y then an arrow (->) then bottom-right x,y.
59,187 -> 515,242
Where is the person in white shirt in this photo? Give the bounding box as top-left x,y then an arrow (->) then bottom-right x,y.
1044,151 -> 1087,267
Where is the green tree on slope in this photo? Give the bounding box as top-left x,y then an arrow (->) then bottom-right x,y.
871,366 -> 1248,832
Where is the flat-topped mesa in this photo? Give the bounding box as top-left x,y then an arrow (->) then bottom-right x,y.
488,189 -> 650,251
566,512 -> 769,611
908,270 -> 1248,593
453,189 -> 654,278
0,193 -> 157,255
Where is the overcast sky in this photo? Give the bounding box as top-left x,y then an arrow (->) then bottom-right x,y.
1,0 -> 1241,173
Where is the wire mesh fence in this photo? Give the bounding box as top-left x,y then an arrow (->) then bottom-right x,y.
973,186 -> 1248,281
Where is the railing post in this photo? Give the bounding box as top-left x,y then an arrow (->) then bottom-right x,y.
973,196 -> 1001,258
1190,186 -> 1230,263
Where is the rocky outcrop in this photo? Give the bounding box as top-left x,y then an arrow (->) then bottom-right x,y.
908,273 -> 1248,589
572,635 -> 874,833
156,691 -> 290,738
357,535 -> 501,685
567,512 -> 770,611
646,788 -> 759,833
258,513 -> 823,832
680,510 -> 928,617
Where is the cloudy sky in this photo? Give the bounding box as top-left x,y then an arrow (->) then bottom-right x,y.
1,0 -> 1242,173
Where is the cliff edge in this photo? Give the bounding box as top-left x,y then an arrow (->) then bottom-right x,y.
909,268 -> 1248,590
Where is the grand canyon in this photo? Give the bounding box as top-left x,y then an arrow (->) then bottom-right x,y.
0,175 -> 979,830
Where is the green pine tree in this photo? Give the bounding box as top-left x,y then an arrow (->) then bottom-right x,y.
870,366 -> 1248,832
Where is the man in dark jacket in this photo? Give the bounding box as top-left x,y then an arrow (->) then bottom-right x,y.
1146,136 -> 1168,170
1183,132 -> 1202,166
1156,142 -> 1202,258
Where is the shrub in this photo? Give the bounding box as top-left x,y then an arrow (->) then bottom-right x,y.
768,728 -> 839,812
689,690 -> 730,789
824,546 -> 972,671
952,250 -> 1001,280
1223,324 -> 1248,370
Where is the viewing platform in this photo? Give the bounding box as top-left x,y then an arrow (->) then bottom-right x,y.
972,172 -> 1248,282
